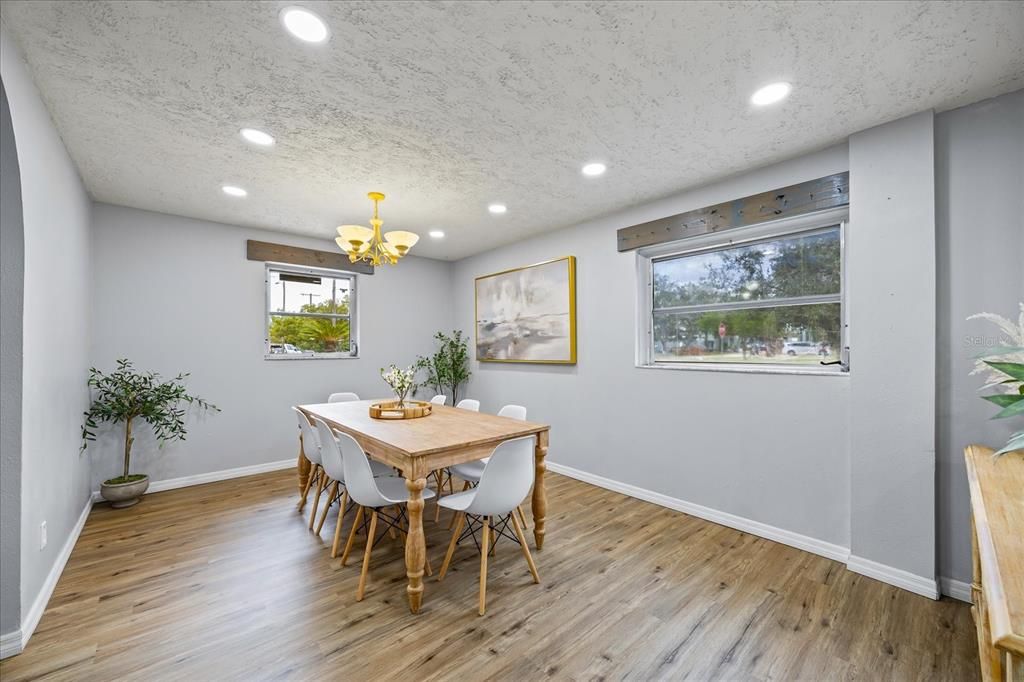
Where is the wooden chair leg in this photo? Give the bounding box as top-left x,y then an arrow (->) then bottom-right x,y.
297,462 -> 316,512
330,489 -> 349,558
447,481 -> 473,530
315,481 -> 338,535
356,510 -> 379,601
510,511 -> 540,583
479,516 -> 490,616
341,505 -> 364,566
516,505 -> 528,531
385,505 -> 399,541
308,470 -> 326,530
439,512 -> 465,581
433,471 -> 443,523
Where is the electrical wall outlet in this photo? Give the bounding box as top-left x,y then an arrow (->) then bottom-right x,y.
40,521 -> 47,550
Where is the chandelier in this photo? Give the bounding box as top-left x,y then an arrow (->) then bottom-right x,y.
335,192 -> 419,266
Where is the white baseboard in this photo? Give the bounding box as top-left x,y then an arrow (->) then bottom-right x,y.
546,461 -> 850,563
0,629 -> 23,660
845,555 -> 939,600
91,458 -> 296,503
939,576 -> 972,603
547,461 -> 944,601
3,497 -> 94,659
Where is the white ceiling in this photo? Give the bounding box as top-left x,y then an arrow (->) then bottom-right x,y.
2,1 -> 1022,260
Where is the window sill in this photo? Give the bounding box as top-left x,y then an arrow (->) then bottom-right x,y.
636,362 -> 848,377
264,353 -> 359,361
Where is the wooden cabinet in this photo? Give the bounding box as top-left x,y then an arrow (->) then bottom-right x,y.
965,445 -> 1023,682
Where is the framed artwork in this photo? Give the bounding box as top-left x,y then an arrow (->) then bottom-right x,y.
474,256 -> 577,364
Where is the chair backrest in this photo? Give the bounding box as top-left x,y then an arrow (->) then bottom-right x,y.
328,392 -> 360,403
456,398 -> 480,411
314,418 -> 345,483
293,407 -> 322,465
430,394 -> 447,405
497,404 -> 526,420
466,436 -> 536,516
327,423 -> 392,508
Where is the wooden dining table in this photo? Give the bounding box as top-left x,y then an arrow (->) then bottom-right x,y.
296,400 -> 551,614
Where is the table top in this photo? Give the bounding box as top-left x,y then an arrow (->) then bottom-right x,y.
298,400 -> 548,457
965,444 -> 1023,655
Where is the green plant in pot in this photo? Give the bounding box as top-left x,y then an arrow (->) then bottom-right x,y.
81,359 -> 219,508
414,330 -> 471,404
969,303 -> 1024,458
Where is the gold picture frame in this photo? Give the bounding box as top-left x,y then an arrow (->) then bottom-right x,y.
474,256 -> 577,364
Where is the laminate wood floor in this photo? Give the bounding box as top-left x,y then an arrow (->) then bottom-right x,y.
0,470 -> 977,681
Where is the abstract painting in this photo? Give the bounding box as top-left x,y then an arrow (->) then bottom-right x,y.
475,256 -> 576,363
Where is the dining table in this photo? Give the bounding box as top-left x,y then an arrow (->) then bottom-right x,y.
296,400 -> 551,614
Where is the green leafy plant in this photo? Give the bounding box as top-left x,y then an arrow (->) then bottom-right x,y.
969,304 -> 1024,457
81,359 -> 219,484
414,330 -> 471,404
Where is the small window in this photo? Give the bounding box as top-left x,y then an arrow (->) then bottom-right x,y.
640,213 -> 846,372
265,264 -> 358,358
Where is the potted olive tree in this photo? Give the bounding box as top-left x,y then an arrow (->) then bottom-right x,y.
414,330 -> 471,404
81,359 -> 219,507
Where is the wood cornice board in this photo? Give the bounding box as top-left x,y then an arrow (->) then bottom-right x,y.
247,240 -> 374,275
616,172 -> 849,252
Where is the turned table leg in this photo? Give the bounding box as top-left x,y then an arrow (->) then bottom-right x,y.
405,476 -> 427,613
532,430 -> 548,550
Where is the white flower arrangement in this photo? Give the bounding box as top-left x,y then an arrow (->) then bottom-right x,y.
380,364 -> 417,408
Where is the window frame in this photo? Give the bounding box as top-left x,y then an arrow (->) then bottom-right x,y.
263,262 -> 360,360
635,206 -> 849,376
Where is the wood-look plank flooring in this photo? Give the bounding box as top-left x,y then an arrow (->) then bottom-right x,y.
1,470 -> 977,681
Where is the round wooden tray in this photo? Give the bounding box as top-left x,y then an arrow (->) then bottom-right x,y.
368,400 -> 433,420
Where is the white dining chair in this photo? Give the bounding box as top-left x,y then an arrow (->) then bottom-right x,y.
313,418 -> 404,559
437,436 -> 540,615
429,394 -> 447,405
328,392 -> 360,403
429,398 -> 479,521
313,430 -> 396,542
317,419 -> 436,601
294,407 -> 331,530
448,405 -> 529,528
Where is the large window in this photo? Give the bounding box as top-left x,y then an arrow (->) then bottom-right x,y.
640,213 -> 846,371
265,265 -> 357,358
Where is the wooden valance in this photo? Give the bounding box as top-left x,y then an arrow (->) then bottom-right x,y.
616,172 -> 849,252
246,240 -> 373,275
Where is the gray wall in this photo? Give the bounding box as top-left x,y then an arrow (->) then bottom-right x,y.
0,78 -> 24,637
848,111 -> 936,580
452,145 -> 854,550
935,90 -> 1024,584
88,203 -> 453,486
1,27 -> 93,631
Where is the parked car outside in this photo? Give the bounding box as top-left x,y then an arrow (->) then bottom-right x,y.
782,341 -> 819,356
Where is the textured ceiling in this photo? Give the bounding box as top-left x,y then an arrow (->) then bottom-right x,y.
1,1 -> 1022,260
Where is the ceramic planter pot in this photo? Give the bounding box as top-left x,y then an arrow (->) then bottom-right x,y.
100,475 -> 150,508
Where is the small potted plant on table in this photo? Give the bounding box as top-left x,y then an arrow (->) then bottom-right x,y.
81,359 -> 219,508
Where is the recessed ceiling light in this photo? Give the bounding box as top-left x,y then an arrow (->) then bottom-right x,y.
582,162 -> 606,177
280,6 -> 329,43
750,82 -> 791,106
240,128 -> 275,146
429,230 -> 445,239
222,185 -> 247,197
488,204 -> 507,214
